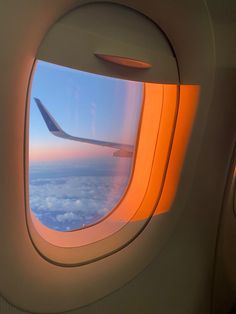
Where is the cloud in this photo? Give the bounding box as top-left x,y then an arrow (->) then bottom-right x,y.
56,212 -> 80,223
29,174 -> 129,231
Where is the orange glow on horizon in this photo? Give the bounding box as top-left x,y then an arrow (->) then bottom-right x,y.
29,145 -> 113,162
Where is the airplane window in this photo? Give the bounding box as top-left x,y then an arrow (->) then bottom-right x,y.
29,60 -> 143,231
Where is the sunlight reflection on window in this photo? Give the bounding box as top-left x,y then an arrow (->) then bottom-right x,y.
29,61 -> 143,231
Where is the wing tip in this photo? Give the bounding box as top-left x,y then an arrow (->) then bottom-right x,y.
34,98 -> 62,133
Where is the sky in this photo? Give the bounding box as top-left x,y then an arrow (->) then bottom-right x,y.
29,60 -> 143,231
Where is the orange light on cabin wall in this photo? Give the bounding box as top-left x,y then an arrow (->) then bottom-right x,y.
154,85 -> 200,215
29,83 -> 200,248
129,84 -> 200,222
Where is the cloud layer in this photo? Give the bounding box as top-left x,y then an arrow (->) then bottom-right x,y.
30,174 -> 129,231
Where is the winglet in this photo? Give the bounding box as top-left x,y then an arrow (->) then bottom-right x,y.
34,98 -> 63,133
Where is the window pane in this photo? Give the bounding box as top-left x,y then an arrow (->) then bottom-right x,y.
29,61 -> 143,231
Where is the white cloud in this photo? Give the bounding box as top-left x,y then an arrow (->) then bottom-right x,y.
56,212 -> 80,223
29,175 -> 129,229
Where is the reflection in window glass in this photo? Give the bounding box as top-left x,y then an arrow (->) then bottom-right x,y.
29,61 -> 143,231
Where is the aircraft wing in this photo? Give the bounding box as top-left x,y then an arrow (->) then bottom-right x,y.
34,98 -> 134,153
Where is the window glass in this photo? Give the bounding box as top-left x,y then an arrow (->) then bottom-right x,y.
29,61 -> 143,231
